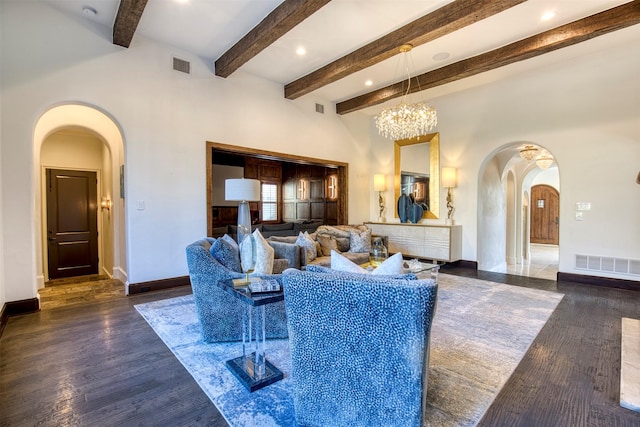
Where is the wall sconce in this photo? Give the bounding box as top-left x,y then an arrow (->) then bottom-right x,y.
100,197 -> 112,211
298,179 -> 307,200
373,174 -> 386,222
441,167 -> 457,225
327,175 -> 338,199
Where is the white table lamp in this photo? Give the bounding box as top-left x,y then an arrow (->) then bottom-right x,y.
225,178 -> 261,245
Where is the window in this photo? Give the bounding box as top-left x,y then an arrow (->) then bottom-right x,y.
262,183 -> 278,221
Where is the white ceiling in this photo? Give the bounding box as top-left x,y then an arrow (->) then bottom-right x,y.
43,0 -> 635,109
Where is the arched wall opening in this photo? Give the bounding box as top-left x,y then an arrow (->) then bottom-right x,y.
477,142 -> 560,278
33,104 -> 127,289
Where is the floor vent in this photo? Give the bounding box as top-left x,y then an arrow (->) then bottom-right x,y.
576,254 -> 640,276
173,57 -> 191,74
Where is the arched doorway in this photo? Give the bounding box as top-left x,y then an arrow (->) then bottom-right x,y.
477,143 -> 559,280
33,104 -> 127,290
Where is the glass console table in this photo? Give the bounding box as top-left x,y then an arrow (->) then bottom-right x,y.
215,279 -> 284,392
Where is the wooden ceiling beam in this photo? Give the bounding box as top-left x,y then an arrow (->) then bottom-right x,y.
336,1 -> 640,115
284,0 -> 526,100
215,0 -> 332,78
113,0 -> 148,48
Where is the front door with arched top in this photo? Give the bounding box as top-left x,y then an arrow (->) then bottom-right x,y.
530,184 -> 559,245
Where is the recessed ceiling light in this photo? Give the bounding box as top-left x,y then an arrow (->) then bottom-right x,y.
175,0 -> 189,3
432,52 -> 450,61
82,6 -> 97,17
541,10 -> 556,21
296,47 -> 306,56
365,80 -> 373,86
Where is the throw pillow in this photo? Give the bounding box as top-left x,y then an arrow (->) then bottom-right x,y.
317,234 -> 341,256
330,251 -> 404,276
210,235 -> 242,272
239,229 -> 274,275
306,262 -> 417,280
349,228 -> 372,253
295,231 -> 317,262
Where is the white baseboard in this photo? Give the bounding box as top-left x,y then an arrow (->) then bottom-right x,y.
112,267 -> 129,295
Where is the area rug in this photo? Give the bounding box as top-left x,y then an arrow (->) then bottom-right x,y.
134,274 -> 563,426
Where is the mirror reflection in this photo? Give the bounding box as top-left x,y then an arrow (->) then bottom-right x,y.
394,133 -> 440,219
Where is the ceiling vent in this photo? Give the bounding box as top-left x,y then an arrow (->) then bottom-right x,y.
315,103 -> 324,114
173,57 -> 191,74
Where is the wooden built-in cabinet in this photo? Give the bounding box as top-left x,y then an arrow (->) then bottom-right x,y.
282,164 -> 338,225
365,222 -> 462,263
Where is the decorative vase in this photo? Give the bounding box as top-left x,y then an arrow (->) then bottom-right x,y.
369,237 -> 388,267
409,203 -> 424,223
397,194 -> 410,223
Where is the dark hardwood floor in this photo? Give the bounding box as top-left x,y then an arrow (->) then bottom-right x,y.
1,270 -> 639,426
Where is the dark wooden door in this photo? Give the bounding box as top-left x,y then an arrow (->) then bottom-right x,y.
46,169 -> 99,279
530,184 -> 559,245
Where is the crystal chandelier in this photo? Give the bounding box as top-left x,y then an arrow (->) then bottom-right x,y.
375,44 -> 437,140
535,152 -> 554,169
519,145 -> 539,161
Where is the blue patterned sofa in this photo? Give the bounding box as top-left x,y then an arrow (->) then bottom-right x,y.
282,269 -> 438,427
185,238 -> 289,343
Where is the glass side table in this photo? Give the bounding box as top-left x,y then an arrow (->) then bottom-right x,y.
215,279 -> 285,392
403,260 -> 440,281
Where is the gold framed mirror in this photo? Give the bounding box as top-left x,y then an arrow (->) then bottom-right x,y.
394,133 -> 440,219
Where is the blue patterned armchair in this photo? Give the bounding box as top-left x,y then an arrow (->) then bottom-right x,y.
282,269 -> 438,427
185,238 -> 288,343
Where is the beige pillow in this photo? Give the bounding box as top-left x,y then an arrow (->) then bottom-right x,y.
349,228 -> 372,253
295,231 -> 317,262
317,234 -> 341,256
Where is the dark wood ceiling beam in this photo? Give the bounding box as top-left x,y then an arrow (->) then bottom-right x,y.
284,0 -> 526,100
336,1 -> 640,115
113,0 -> 148,48
215,0 -> 332,78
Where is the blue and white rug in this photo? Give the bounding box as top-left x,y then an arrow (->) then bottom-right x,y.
134,274 -> 563,426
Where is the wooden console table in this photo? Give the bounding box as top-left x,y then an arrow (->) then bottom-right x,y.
365,222 -> 462,263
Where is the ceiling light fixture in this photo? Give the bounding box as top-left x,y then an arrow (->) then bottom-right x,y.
541,10 -> 556,21
519,145 -> 540,161
535,151 -> 554,169
365,80 -> 373,86
432,52 -> 450,61
296,47 -> 306,56
375,44 -> 437,140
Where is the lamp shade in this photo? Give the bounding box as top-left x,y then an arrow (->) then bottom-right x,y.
225,178 -> 261,202
441,167 -> 457,188
373,174 -> 386,191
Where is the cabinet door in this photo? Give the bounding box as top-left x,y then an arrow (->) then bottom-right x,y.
422,227 -> 451,260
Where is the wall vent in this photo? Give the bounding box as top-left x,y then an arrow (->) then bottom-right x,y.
173,57 -> 191,74
575,254 -> 640,277
315,103 -> 324,114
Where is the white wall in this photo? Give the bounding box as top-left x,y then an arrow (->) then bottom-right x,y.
532,166 -> 559,190
0,1 -> 370,301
